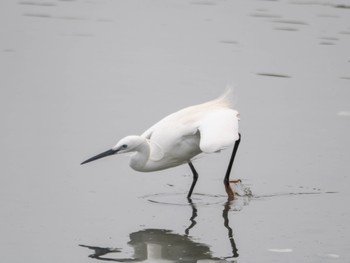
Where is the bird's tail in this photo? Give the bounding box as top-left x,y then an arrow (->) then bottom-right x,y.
213,86 -> 235,109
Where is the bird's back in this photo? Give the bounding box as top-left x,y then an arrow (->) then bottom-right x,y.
142,90 -> 234,139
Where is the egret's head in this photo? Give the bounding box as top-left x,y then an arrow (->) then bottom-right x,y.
111,135 -> 145,153
81,135 -> 144,165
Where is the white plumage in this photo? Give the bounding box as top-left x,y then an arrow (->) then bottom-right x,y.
81,90 -> 241,199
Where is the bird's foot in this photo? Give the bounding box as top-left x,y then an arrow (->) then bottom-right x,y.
225,183 -> 235,201
229,179 -> 242,184
225,179 -> 242,200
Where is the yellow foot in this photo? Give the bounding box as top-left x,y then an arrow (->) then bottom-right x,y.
229,179 -> 242,184
225,183 -> 235,200
225,179 -> 242,200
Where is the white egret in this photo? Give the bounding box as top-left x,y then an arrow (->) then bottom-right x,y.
81,90 -> 241,199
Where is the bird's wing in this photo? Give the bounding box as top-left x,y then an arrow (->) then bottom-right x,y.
142,124 -> 166,161
148,140 -> 164,161
197,109 -> 239,153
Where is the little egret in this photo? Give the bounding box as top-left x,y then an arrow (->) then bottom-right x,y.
81,90 -> 241,199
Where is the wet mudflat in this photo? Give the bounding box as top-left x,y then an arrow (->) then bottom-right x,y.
1,0 -> 350,262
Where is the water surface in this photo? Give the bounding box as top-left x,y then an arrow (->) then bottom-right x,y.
1,0 -> 349,262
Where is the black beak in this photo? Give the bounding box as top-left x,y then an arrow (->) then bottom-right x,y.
81,149 -> 118,165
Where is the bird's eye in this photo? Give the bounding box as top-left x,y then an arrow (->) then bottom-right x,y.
122,144 -> 127,149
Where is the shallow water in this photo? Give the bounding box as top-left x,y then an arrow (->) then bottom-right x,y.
1,0 -> 350,262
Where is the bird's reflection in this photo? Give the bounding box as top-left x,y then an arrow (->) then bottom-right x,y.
80,198 -> 248,262
184,198 -> 197,236
222,201 -> 239,259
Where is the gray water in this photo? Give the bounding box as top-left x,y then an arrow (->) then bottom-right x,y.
1,0 -> 350,262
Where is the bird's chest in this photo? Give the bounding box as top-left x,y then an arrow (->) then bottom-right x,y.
168,133 -> 201,159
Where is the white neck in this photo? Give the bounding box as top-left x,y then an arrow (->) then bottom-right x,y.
129,138 -> 150,171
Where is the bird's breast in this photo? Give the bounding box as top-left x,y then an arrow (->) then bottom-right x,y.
142,133 -> 201,172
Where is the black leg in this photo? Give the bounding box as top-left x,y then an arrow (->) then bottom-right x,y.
187,161 -> 198,198
224,133 -> 241,197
